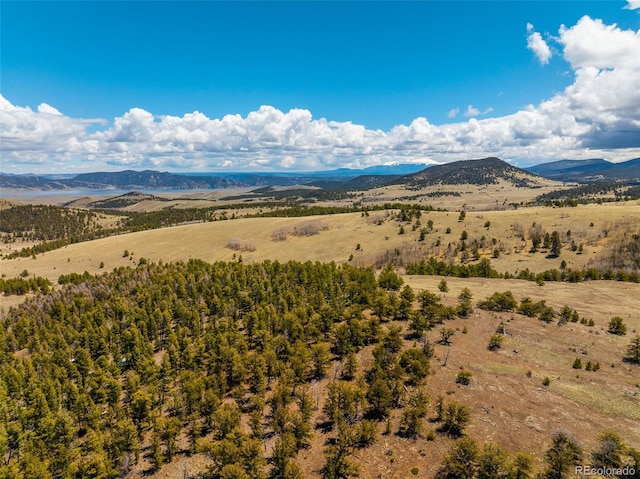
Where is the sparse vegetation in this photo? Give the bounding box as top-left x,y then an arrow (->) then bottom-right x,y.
226,237 -> 257,252
292,220 -> 329,237
488,334 -> 504,351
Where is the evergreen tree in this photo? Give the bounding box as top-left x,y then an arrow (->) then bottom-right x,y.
543,431 -> 582,479
549,231 -> 562,257
626,335 -> 640,364
437,437 -> 478,479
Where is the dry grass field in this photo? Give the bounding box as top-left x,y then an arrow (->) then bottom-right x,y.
316,177 -> 567,212
2,201 -> 638,287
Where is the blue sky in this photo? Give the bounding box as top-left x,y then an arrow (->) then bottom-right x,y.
1,1 -> 640,173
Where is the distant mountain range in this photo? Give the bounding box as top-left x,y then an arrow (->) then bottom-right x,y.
525,158 -> 640,182
2,157 -> 639,192
0,163 -> 428,190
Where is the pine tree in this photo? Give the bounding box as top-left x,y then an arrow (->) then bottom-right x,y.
437,437 -> 478,479
544,431 -> 582,479
626,335 -> 640,364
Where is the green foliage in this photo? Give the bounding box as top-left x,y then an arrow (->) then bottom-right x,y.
440,400 -> 471,436
0,259 -> 389,478
440,328 -> 456,345
408,257 -> 502,278
354,420 -> 378,448
477,443 -> 510,479
625,335 -> 640,365
57,270 -> 94,285
590,431 -> 625,471
488,334 -> 504,351
510,452 -> 534,479
608,316 -> 627,335
517,297 -> 548,318
455,369 -> 473,385
437,437 -> 479,479
0,275 -> 51,295
438,279 -> 449,292
398,348 -> 430,385
324,381 -> 366,426
366,378 -> 393,419
478,291 -> 517,312
548,231 -> 562,257
378,264 -> 404,291
1,205 -> 108,252
320,442 -> 360,479
544,431 -> 582,479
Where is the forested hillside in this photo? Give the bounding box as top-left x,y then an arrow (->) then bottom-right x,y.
0,260 -> 388,478
2,259 -> 638,478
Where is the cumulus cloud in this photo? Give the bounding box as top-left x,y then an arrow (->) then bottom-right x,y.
1,14 -> 639,172
624,0 -> 640,10
0,95 -> 106,168
447,108 -> 460,119
527,23 -> 553,64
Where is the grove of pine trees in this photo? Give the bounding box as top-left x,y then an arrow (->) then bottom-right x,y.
0,257 -> 636,478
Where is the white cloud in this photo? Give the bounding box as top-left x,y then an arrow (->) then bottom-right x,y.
1,14 -> 640,172
527,23 -> 552,65
280,156 -> 297,168
37,103 -> 63,115
559,16 -> 640,70
447,108 -> 459,119
464,105 -> 480,117
624,0 -> 640,10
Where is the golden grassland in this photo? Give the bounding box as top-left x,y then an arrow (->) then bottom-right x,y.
2,201 -> 639,286
317,177 -> 567,211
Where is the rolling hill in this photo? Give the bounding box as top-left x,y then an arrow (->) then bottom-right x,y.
391,157 -> 549,188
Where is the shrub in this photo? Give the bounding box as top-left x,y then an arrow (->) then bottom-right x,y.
271,227 -> 289,241
487,334 -> 503,351
456,370 -> 473,385
478,291 -> 517,312
608,316 -> 627,336
440,401 -> 471,436
226,237 -> 257,252
292,221 -> 328,237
